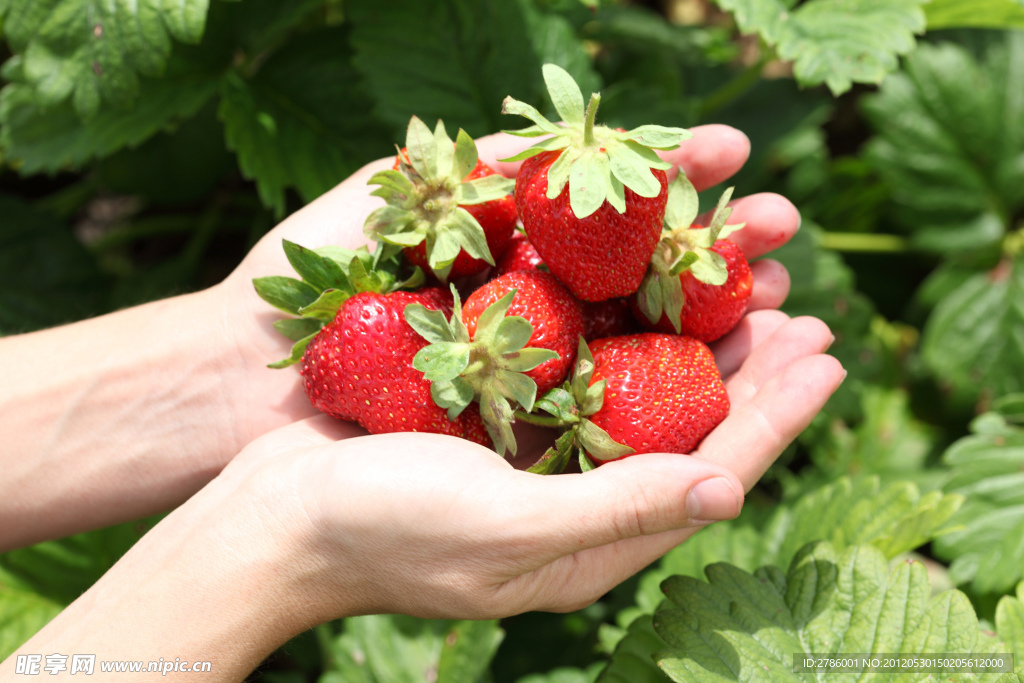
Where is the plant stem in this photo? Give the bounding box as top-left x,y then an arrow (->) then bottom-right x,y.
582,93 -> 601,147
699,53 -> 771,119
819,232 -> 911,253
514,410 -> 569,428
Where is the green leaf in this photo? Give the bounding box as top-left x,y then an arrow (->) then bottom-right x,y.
716,0 -> 928,95
606,143 -> 662,199
0,62 -> 218,174
926,0 -> 1024,30
494,369 -> 541,414
863,37 -> 1024,252
0,0 -> 210,118
297,290 -> 350,323
527,430 -> 576,475
272,317 -> 323,343
654,542 -> 1005,681
431,378 -> 475,420
453,128 -> 478,182
405,116 -> 438,181
413,342 -> 471,382
282,240 -> 351,293
0,568 -> 63,661
934,422 -> 1024,594
569,150 -> 611,219
542,63 -> 585,126
474,291 -> 518,345
457,175 -> 516,205
576,419 -> 634,461
268,332 -> 317,369
535,387 -> 580,424
219,27 -> 391,216
349,0 -> 541,138
996,582 -> 1024,657
325,615 -> 503,683
405,304 -> 457,344
686,249 -> 728,286
252,276 -> 320,316
0,195 -> 106,335
518,665 -> 602,683
445,208 -> 494,264
921,259 -> 1024,404
664,172 -> 700,230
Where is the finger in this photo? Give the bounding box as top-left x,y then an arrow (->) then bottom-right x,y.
699,193 -> 801,260
747,259 -> 791,312
500,523 -> 703,613
226,415 -> 368,476
477,124 -> 751,193
710,309 -> 790,378
511,453 -> 743,566
724,316 -> 834,408
695,354 -> 846,489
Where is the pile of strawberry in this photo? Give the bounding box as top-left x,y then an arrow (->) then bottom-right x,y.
253,65 -> 753,473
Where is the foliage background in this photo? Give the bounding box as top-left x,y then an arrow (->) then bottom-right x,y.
2,0 -> 1024,680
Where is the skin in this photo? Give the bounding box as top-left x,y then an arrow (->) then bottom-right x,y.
0,126 -> 844,681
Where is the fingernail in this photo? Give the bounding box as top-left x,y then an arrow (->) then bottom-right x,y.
841,369 -> 849,383
686,477 -> 741,522
827,334 -> 836,351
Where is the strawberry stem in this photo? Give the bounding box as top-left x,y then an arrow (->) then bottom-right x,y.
582,93 -> 601,148
514,410 -> 570,428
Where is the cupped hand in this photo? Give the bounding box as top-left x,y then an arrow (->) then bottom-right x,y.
220,315 -> 842,620
215,124 -> 804,450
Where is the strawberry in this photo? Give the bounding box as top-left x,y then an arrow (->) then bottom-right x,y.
303,289 -> 489,444
405,271 -> 584,456
252,240 -> 489,445
521,335 -> 729,473
633,173 -> 753,343
462,271 -> 584,394
492,231 -> 636,341
501,64 -> 690,301
365,116 -> 517,282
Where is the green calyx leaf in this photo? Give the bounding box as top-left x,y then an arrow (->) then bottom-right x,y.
576,418 -> 635,461
405,286 -> 558,458
501,63 -> 689,219
365,116 -> 511,280
256,240 -> 415,369
527,430 -> 578,475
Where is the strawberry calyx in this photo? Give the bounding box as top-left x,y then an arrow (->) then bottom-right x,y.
516,338 -> 634,474
364,116 -> 515,282
404,286 -> 559,457
635,172 -> 746,333
253,239 -> 424,368
500,64 -> 691,219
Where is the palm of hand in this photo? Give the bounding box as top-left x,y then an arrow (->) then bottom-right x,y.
218,124 -> 842,480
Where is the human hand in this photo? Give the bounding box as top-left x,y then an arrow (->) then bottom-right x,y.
215,125 -> 802,454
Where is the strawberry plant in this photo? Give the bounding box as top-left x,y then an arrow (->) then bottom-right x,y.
4,1 -> 1024,682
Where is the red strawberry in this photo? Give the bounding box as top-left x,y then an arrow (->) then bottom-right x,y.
252,240 -> 488,444
302,289 -> 489,444
400,154 -> 518,279
634,175 -> 752,343
494,230 -> 545,276
405,272 -> 583,456
463,271 -> 584,394
365,116 -> 517,282
521,335 -> 729,473
502,64 -> 690,301
492,231 -> 637,341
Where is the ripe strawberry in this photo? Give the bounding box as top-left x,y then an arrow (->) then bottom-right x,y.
463,271 -> 584,394
492,231 -> 637,341
502,64 -> 690,301
521,335 -> 729,473
494,230 -> 545,276
633,174 -> 753,343
405,272 -> 583,456
252,239 -> 489,444
303,289 -> 489,444
365,116 -> 517,281
400,153 -> 518,279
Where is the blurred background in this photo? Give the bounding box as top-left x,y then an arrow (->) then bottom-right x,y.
2,1 -> 1024,681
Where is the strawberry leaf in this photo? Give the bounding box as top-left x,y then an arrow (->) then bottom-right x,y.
412,343 -> 471,382
617,125 -> 692,150
653,542 -> 1013,681
404,304 -> 459,344
606,143 -> 662,199
283,240 -> 353,293
535,388 -> 580,424
252,276 -> 320,316
934,411 -> 1024,594
579,450 -> 598,472
268,333 -> 318,369
716,0 -> 929,95
996,581 -> 1024,657
297,290 -> 350,322
444,209 -> 494,265
456,175 -> 516,205
542,63 -> 585,126
663,172 -> 700,230
491,316 -> 535,356
430,378 -> 475,421
925,0 -> 1024,31
526,430 -> 576,475
577,419 -> 635,461
272,318 -> 323,343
